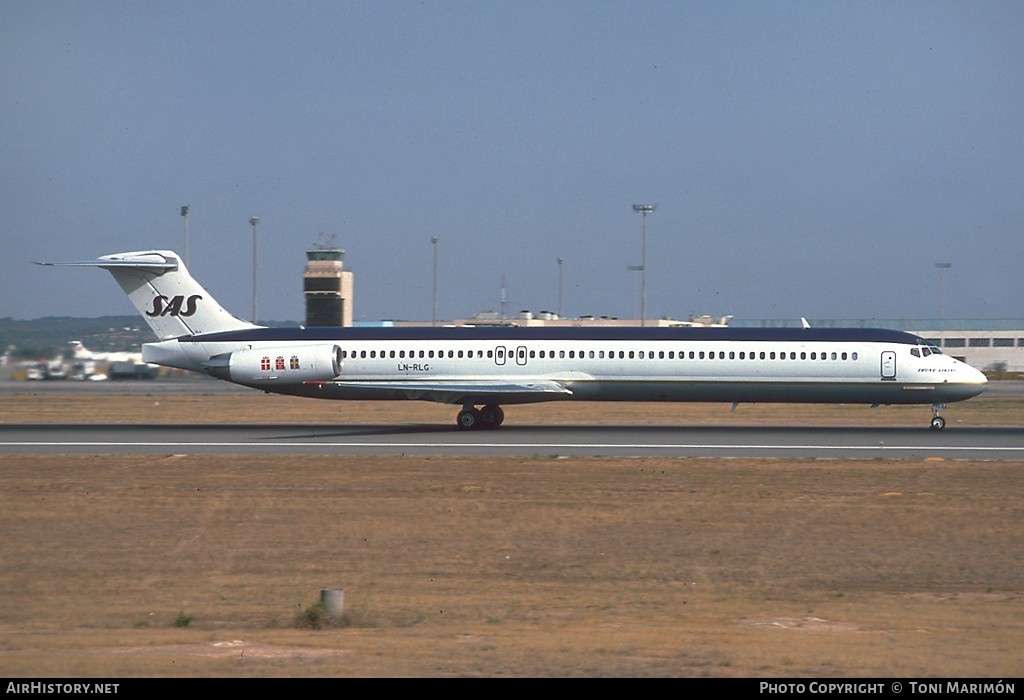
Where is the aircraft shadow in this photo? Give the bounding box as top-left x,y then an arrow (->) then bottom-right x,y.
249,423 -> 1022,440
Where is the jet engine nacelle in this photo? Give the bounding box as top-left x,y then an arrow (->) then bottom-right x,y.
207,344 -> 343,384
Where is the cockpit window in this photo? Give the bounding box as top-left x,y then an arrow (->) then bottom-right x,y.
911,348 -> 921,358
927,344 -> 942,355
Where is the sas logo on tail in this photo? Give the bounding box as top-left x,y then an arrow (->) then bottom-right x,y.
146,294 -> 202,317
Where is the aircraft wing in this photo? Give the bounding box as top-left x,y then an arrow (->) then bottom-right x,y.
310,378 -> 574,405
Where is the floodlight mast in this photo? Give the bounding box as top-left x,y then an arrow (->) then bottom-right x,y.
632,204 -> 656,327
432,236 -> 440,326
249,217 -> 259,323
180,205 -> 189,266
557,257 -> 564,318
935,262 -> 952,319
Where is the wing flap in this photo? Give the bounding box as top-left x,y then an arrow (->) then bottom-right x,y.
307,378 -> 573,405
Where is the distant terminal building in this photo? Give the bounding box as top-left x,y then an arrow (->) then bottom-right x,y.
731,318 -> 1024,373
439,311 -> 733,328
303,237 -> 354,327
389,311 -> 1023,372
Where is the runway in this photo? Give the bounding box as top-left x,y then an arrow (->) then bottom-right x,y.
3,379 -> 1022,459
2,422 -> 1022,459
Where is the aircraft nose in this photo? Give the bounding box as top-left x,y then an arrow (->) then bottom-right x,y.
972,366 -> 989,389
962,363 -> 988,393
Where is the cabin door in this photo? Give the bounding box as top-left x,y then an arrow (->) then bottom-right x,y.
880,351 -> 897,380
515,346 -> 528,366
494,346 -> 507,366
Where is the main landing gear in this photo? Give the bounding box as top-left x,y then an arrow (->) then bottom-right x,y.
930,403 -> 947,431
456,404 -> 505,430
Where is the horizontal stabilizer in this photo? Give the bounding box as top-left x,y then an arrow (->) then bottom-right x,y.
35,253 -> 178,270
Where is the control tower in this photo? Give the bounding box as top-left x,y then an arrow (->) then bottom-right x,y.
303,235 -> 354,327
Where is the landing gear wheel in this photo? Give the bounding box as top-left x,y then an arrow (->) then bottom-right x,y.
930,416 -> 946,431
478,405 -> 505,429
457,408 -> 480,430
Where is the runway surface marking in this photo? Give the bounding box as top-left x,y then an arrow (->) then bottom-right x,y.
5,440 -> 1023,453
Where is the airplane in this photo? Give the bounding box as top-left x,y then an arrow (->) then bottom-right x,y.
69,340 -> 143,364
37,250 -> 988,430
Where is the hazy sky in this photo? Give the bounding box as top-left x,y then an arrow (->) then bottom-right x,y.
3,1 -> 1022,325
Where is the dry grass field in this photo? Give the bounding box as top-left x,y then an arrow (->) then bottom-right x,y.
2,383 -> 1023,427
0,388 -> 1022,678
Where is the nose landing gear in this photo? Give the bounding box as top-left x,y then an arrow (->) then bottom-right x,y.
930,403 -> 947,431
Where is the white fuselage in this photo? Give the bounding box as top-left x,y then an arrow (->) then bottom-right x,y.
143,326 -> 988,408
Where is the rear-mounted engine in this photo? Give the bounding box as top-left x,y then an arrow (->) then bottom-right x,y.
205,344 -> 342,384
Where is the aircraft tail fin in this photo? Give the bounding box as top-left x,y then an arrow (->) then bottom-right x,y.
37,250 -> 261,340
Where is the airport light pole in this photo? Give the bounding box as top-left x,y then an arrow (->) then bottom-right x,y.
627,265 -> 643,319
249,217 -> 259,324
632,204 -> 656,326
180,205 -> 189,267
557,257 -> 564,318
935,262 -> 952,319
432,236 -> 440,326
